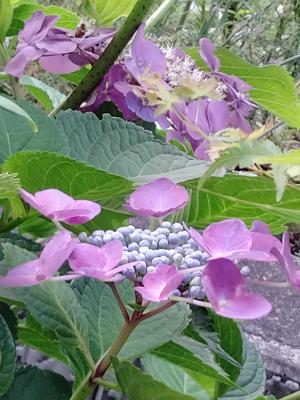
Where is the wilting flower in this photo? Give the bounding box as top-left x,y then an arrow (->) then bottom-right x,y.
271,232 -> 300,291
135,264 -> 183,302
124,178 -> 189,218
0,231 -> 77,287
5,11 -> 115,77
68,240 -> 136,281
20,188 -> 101,224
187,218 -> 280,262
203,258 -> 272,319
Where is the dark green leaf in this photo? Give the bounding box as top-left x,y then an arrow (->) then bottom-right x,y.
0,314 -> 16,395
0,242 -> 36,276
0,302 -> 17,340
0,366 -> 72,400
114,359 -> 196,400
0,96 -> 37,132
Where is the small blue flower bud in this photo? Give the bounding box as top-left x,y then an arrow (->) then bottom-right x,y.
173,253 -> 183,266
190,276 -> 202,286
144,229 -> 151,235
172,223 -> 183,233
185,258 -> 201,268
129,231 -> 141,243
103,233 -> 113,243
161,221 -> 172,229
120,255 -> 129,265
140,239 -> 150,247
92,230 -> 105,237
169,233 -> 179,246
87,236 -> 94,244
152,257 -> 161,266
156,228 -> 170,236
171,289 -> 181,297
190,286 -> 205,299
92,236 -> 103,247
127,225 -> 135,233
123,267 -> 136,279
156,234 -> 167,242
240,266 -> 251,276
190,251 -> 204,260
117,226 -> 131,236
136,253 -> 146,262
147,266 -> 156,273
150,240 -> 158,249
136,262 -> 147,275
158,238 -> 169,249
178,231 -> 190,242
78,232 -> 88,242
140,246 -> 150,254
106,230 -> 114,235
188,238 -> 198,249
128,242 -> 139,252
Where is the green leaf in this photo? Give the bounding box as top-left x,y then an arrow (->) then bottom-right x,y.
0,302 -> 17,340
210,312 -> 243,397
114,359 -> 196,400
57,111 -> 209,184
0,242 -> 36,276
150,337 -> 233,385
221,335 -> 265,400
187,47 -> 300,128
0,366 -> 72,400
84,0 -> 138,26
8,2 -> 79,36
0,0 -> 13,41
0,314 -> 16,396
0,100 -> 66,164
20,76 -> 66,111
0,173 -> 20,199
0,96 -> 37,132
255,148 -> 300,165
2,151 -> 134,231
78,279 -> 190,361
179,175 -> 300,234
61,67 -> 90,85
18,314 -> 68,364
143,353 -> 211,400
17,281 -> 95,377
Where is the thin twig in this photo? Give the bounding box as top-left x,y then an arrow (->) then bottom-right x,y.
109,282 -> 130,323
140,301 -> 175,321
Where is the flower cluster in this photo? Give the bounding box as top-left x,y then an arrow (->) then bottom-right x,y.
1,179 -> 298,322
6,14 -> 256,160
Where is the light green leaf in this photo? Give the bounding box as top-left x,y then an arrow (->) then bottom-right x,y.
0,173 -> 20,199
221,335 -> 265,400
178,175 -> 300,234
57,111 -> 209,184
0,314 -> 16,396
0,242 -> 36,276
20,76 -> 66,111
0,0 -> 13,41
18,314 -> 68,364
0,96 -> 37,132
17,281 -> 95,379
255,148 -> 300,165
0,366 -> 72,400
78,279 -> 190,361
8,2 -> 79,36
114,359 -> 196,400
84,0 -> 138,27
187,47 -> 300,128
150,337 -> 234,385
143,353 -> 211,400
2,151 -> 134,231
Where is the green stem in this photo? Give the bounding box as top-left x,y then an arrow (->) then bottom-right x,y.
281,391 -> 300,400
94,378 -> 121,392
56,0 -> 157,113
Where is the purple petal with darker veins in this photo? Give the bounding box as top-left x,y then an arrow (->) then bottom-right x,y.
5,46 -> 44,77
199,38 -> 220,72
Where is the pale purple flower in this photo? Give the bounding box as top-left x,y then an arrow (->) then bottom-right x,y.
187,218 -> 280,262
271,232 -> 300,291
124,178 -> 189,218
20,188 -> 100,224
0,231 -> 77,287
203,258 -> 272,319
68,240 -> 136,282
251,220 -> 271,234
135,264 -> 182,302
125,23 -> 167,81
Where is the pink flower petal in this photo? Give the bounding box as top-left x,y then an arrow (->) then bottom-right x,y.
251,220 -> 271,234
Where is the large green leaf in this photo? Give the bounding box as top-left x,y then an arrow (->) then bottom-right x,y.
143,353 -> 211,400
0,242 -> 36,276
0,0 -> 13,41
84,0 -> 138,27
18,314 -> 68,364
150,337 -> 233,385
78,279 -> 190,361
179,175 -> 300,234
7,2 -> 79,36
57,111 -> 209,184
2,151 -> 133,230
0,100 -> 66,164
114,359 -> 196,400
20,76 -> 66,111
221,335 -> 265,400
0,367 -> 72,400
0,314 -> 16,396
17,281 -> 95,379
187,47 -> 300,128
0,173 -> 20,199
0,96 -> 37,132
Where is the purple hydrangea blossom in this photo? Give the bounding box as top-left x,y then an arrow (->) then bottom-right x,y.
0,231 -> 78,287
124,178 -> 189,218
20,188 -> 101,224
5,11 -> 115,77
68,240 -> 137,282
135,264 -> 183,302
187,218 -> 281,262
271,232 -> 300,291
203,258 -> 272,319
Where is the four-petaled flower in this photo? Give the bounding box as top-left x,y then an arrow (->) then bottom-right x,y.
20,188 -> 101,224
124,178 -> 189,218
0,231 -> 78,287
68,240 -> 137,282
203,258 -> 272,319
135,264 -> 183,302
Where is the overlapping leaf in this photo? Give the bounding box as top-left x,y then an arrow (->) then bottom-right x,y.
0,314 -> 16,396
